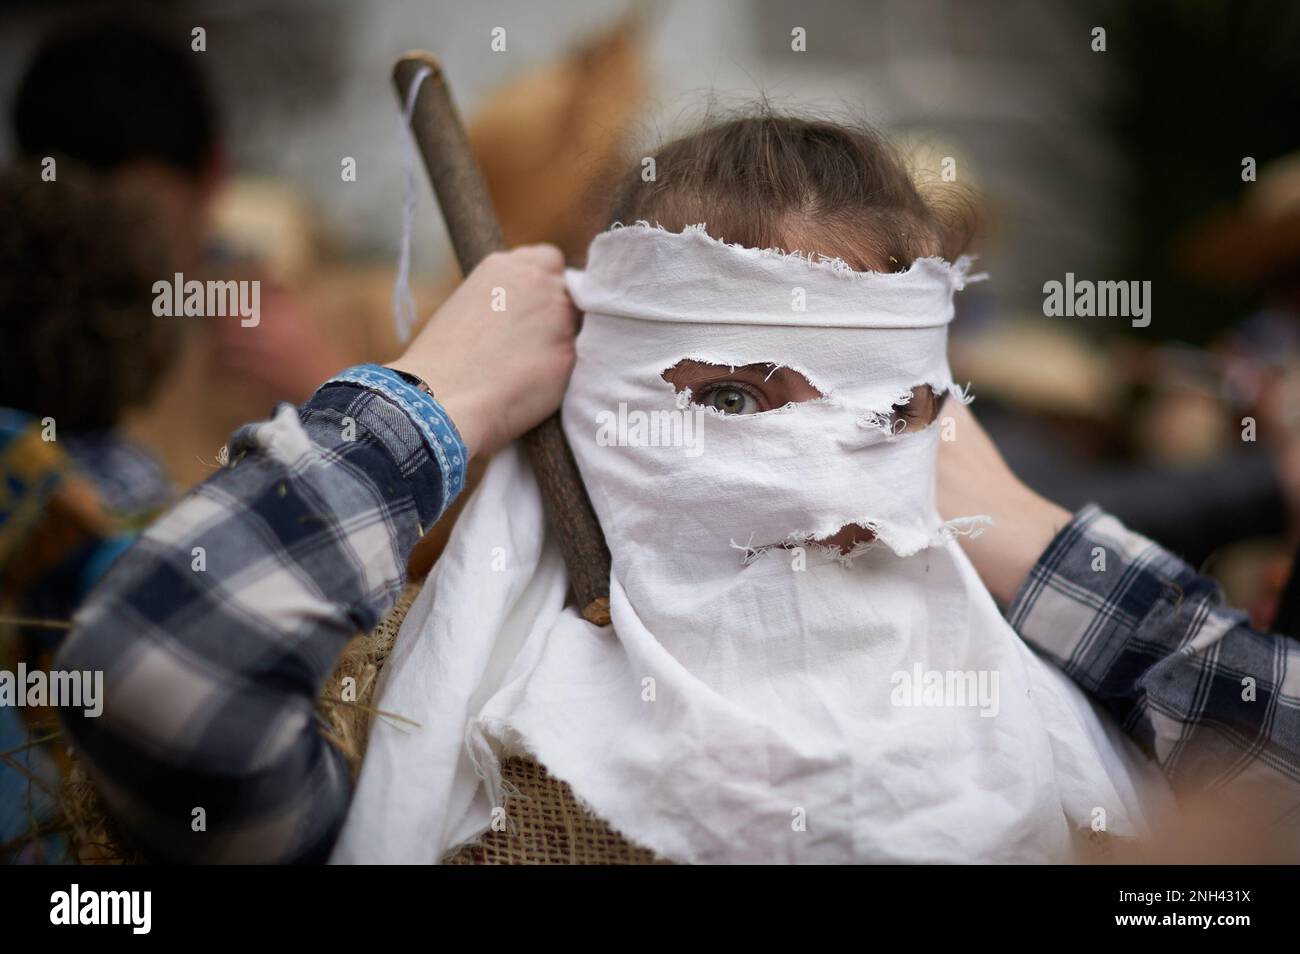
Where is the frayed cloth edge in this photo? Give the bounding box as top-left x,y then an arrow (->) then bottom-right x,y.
607,219 -> 985,288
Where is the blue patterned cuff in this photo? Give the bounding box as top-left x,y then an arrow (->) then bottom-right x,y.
322,364 -> 468,511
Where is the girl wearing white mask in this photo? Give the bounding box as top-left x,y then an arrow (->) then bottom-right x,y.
334,113 -> 1173,864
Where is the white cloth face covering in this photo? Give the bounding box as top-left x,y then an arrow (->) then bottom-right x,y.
331,223 -> 1172,864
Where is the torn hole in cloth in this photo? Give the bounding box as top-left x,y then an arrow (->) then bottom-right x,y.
644,352 -> 961,558
732,509 -> 992,568
335,224 -> 1172,865
656,364 -> 948,559
661,358 -> 952,438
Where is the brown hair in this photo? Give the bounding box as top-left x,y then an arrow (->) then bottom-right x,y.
0,164 -> 180,432
607,109 -> 974,272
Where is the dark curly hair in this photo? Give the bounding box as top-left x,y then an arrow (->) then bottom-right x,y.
0,166 -> 181,432
14,18 -> 217,178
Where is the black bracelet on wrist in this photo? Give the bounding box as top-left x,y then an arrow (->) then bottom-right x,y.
391,368 -> 435,398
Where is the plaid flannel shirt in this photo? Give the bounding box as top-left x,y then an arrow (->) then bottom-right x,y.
56,366 -> 1300,862
1009,504 -> 1300,819
55,365 -> 465,863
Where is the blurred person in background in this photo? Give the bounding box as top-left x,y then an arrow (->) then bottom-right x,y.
0,167 -> 178,862
1178,150 -> 1300,631
0,15 -> 349,863
947,0 -> 1300,626
11,17 -> 350,480
974,148 -> 1300,634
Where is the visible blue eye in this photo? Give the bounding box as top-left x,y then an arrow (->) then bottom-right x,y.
699,384 -> 761,415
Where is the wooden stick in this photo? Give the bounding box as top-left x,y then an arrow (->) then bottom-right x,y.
392,52 -> 612,626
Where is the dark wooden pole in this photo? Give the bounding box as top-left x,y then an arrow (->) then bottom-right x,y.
392,52 -> 612,626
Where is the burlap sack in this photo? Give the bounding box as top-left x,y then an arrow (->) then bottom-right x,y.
330,584 -> 668,865
441,757 -> 668,865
